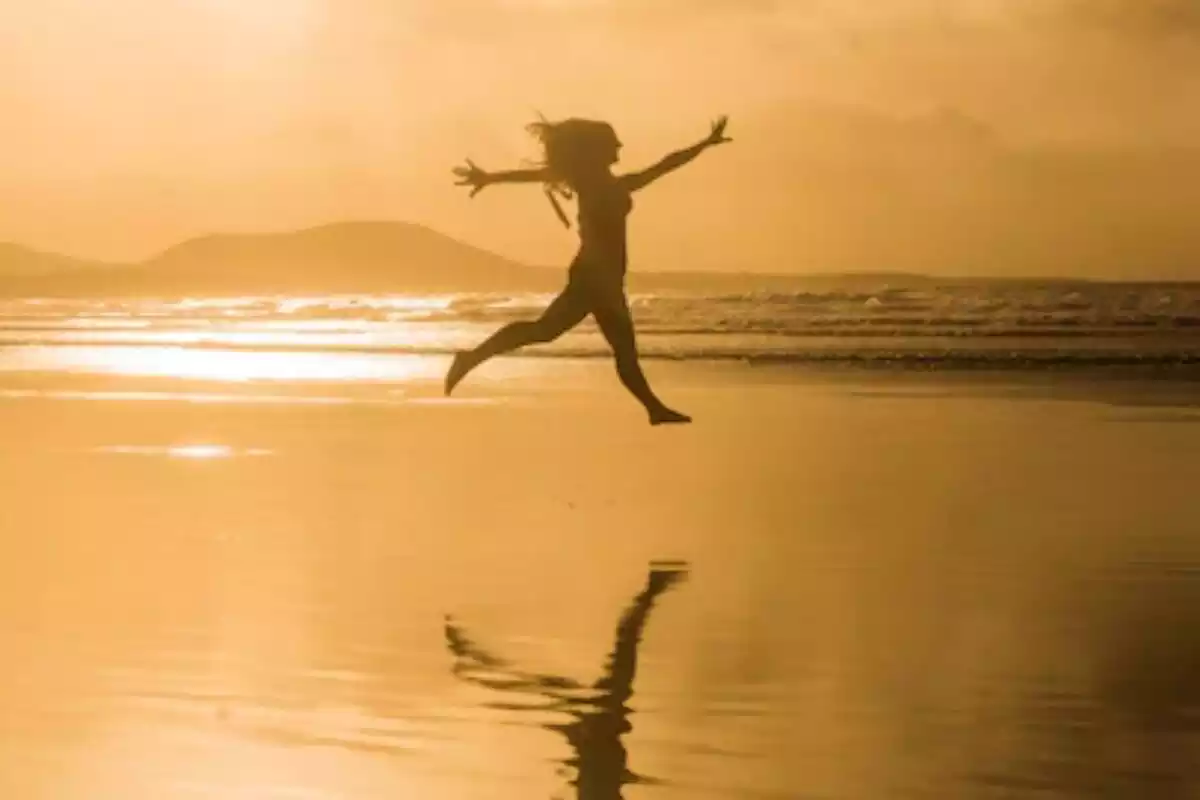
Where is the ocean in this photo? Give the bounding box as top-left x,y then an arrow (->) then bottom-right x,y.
1,279 -> 1198,381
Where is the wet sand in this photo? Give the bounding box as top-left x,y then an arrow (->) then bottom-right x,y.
1,359 -> 1198,799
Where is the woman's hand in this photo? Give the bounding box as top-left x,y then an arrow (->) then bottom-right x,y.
704,116 -> 731,147
452,159 -> 491,197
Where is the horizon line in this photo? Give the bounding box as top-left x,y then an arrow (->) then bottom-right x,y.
3,218 -> 1199,286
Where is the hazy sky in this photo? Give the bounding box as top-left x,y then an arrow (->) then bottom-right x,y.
2,0 -> 1198,274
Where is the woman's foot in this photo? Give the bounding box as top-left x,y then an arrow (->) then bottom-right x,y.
444,351 -> 474,396
649,406 -> 692,426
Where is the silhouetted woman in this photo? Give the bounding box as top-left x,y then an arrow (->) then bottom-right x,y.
446,115 -> 732,425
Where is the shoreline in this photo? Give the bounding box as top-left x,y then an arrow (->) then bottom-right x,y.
0,356 -> 1196,414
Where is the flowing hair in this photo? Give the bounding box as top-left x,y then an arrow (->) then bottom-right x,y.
525,114 -> 617,229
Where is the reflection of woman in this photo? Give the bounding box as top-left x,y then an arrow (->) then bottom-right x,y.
445,561 -> 689,798
447,116 -> 731,425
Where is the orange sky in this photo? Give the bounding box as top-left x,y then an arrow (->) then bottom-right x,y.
3,0 -> 1199,276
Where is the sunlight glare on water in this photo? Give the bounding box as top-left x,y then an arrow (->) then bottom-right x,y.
16,346 -> 446,383
170,444 -> 233,459
93,444 -> 273,459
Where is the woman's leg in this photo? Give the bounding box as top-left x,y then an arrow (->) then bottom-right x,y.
590,290 -> 691,425
444,288 -> 587,395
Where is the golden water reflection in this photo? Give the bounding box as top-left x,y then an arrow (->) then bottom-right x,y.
0,345 -> 555,387
72,347 -> 439,382
95,444 -> 272,459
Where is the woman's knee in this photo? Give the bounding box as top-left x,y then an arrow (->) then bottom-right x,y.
525,319 -> 561,344
614,350 -> 641,375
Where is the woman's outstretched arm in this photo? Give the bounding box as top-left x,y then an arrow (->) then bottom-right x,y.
453,159 -> 548,197
620,116 -> 730,193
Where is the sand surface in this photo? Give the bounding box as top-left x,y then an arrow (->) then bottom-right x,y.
1,359 -> 1198,799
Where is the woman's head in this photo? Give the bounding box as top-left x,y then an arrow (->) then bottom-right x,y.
526,117 -> 621,188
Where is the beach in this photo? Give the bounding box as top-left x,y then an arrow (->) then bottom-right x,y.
9,0 -> 1200,791
2,354 -> 1198,799
8,2 -> 1200,792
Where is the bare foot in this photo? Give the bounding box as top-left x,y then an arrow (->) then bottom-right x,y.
444,352 -> 473,396
649,407 -> 692,426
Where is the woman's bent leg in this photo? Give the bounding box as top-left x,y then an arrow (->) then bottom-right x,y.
444,288 -> 587,395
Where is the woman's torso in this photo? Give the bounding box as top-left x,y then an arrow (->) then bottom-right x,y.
572,179 -> 633,276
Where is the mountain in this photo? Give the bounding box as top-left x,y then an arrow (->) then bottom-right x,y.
13,217 -> 1171,298
0,243 -> 116,279
1,220 -> 842,298
0,221 -> 563,297
143,221 -> 560,294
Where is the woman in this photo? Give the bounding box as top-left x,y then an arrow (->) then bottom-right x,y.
446,115 -> 731,425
